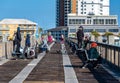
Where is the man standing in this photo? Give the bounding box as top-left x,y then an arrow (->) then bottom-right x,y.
76,26 -> 84,48
15,27 -> 22,53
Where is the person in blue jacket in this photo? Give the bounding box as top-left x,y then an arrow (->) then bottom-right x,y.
25,34 -> 30,47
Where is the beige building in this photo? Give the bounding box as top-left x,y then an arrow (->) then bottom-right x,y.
0,19 -> 37,41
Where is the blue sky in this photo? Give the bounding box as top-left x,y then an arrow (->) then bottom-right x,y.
0,0 -> 120,30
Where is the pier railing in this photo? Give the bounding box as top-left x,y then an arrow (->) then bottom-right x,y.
68,38 -> 120,71
0,35 -> 36,60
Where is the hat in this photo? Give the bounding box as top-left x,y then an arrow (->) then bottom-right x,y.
79,26 -> 83,28
91,42 -> 97,48
17,27 -> 20,31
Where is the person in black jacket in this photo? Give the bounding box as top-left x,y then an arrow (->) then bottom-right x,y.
15,27 -> 22,53
76,26 -> 84,48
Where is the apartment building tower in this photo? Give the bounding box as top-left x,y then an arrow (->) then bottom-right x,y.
56,0 -> 110,26
54,0 -> 119,42
67,0 -> 119,38
56,0 -> 77,26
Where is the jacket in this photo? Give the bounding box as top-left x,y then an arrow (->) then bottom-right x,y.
77,29 -> 84,41
88,48 -> 99,59
25,34 -> 30,47
16,27 -> 21,42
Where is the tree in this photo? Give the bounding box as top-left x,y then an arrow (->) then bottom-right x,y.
38,26 -> 43,34
118,33 -> 120,37
91,31 -> 100,41
117,33 -> 120,42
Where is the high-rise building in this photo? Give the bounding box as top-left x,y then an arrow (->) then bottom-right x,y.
54,0 -> 119,43
56,0 -> 109,27
56,0 -> 64,26
77,0 -> 109,15
56,0 -> 77,26
67,0 -> 119,38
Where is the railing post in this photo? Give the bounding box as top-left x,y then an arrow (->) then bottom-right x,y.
113,48 -> 116,66
105,45 -> 107,63
118,48 -> 120,69
5,42 -> 8,59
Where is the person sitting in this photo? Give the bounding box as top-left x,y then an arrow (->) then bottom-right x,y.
83,36 -> 89,49
40,36 -> 48,52
82,42 -> 101,69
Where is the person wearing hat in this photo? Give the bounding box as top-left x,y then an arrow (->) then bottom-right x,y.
15,27 -> 22,53
76,26 -> 84,48
82,42 -> 100,68
89,42 -> 99,59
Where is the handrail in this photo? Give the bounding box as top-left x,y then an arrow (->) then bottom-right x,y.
67,37 -> 120,71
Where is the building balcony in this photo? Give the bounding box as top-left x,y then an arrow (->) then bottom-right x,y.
0,27 -> 9,31
20,27 -> 36,31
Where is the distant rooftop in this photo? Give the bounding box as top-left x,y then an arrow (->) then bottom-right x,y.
48,26 -> 68,31
0,19 -> 37,25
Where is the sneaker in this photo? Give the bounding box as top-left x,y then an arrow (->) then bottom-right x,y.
94,65 -> 100,69
82,66 -> 86,69
77,48 -> 83,50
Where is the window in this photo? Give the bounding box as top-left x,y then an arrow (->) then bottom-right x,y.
95,29 -> 106,32
76,19 -> 79,24
70,29 -> 76,33
72,19 -> 75,24
106,19 -> 109,24
113,19 -> 117,24
87,19 -> 91,24
99,19 -> 104,24
109,29 -> 119,32
69,19 -> 72,24
78,19 -> 81,24
93,19 -> 99,24
82,19 -> 85,24
84,29 -> 93,32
